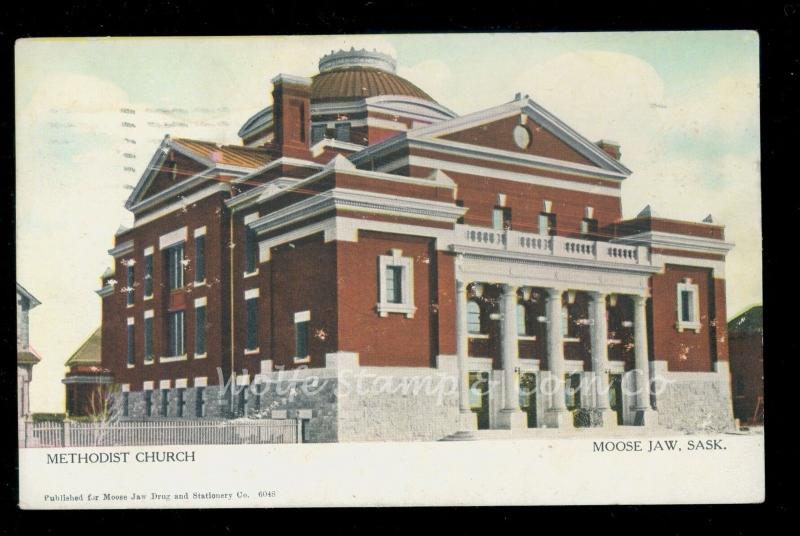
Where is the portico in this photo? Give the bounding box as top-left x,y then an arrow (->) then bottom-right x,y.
451,224 -> 661,430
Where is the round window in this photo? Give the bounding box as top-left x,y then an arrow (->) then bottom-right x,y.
513,125 -> 531,149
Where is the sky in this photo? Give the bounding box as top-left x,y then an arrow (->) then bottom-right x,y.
15,32 -> 761,413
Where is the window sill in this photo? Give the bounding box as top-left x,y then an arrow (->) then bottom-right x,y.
563,337 -> 581,343
160,354 -> 188,363
243,270 -> 259,279
676,322 -> 701,333
518,335 -> 537,341
194,353 -> 208,360
143,294 -> 153,301
144,358 -> 154,366
244,347 -> 260,356
126,303 -> 134,309
376,302 -> 416,319
293,356 -> 311,364
194,279 -> 206,288
468,333 -> 490,339
126,363 -> 135,369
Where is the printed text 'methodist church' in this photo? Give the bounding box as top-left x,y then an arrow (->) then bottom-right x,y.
97,49 -> 735,441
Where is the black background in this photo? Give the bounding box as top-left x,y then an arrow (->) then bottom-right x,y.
0,2 -> 793,533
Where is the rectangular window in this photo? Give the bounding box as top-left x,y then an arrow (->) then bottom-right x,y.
195,306 -> 207,356
539,213 -> 556,236
680,290 -> 693,322
143,254 -> 153,297
377,250 -> 416,318
311,124 -> 326,144
676,281 -> 701,331
176,388 -> 185,418
295,312 -> 310,359
196,387 -> 205,417
126,264 -> 135,305
145,390 -> 153,417
195,235 -> 206,283
122,392 -> 129,417
126,323 -> 135,366
246,298 -> 258,351
385,266 -> 403,304
160,389 -> 169,417
166,243 -> 185,290
245,229 -> 258,274
335,122 -> 351,142
167,310 -> 185,356
144,316 -> 154,361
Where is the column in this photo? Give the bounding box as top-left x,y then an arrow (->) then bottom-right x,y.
455,278 -> 478,430
497,284 -> 526,429
589,291 -> 615,427
544,287 -> 571,427
633,294 -> 658,426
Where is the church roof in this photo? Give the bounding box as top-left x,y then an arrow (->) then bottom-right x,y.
311,66 -> 435,103
171,138 -> 271,168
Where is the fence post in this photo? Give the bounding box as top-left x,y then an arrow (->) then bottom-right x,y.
63,420 -> 71,448
296,419 -> 303,444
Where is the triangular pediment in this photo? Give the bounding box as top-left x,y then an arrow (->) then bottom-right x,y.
125,137 -> 214,210
408,96 -> 631,176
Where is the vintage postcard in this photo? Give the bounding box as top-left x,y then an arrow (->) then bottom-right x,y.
15,32 -> 764,507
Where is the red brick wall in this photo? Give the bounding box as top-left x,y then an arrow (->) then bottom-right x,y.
440,114 -> 596,166
101,191 -> 230,388
650,264 -> 721,372
336,231 -> 438,367
266,234 -> 339,369
426,168 -> 622,236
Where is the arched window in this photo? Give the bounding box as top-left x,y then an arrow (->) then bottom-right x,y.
467,301 -> 482,334
517,303 -> 527,336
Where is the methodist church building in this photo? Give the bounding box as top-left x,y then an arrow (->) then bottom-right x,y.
98,48 -> 736,441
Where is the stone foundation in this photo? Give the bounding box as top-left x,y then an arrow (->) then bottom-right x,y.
107,355 -> 736,442
651,361 -> 735,432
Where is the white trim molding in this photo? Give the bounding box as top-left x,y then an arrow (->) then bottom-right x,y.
108,240 -> 134,258
676,279 -> 701,333
158,227 -> 187,250
377,249 -> 417,318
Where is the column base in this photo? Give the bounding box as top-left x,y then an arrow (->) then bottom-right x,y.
595,408 -> 618,429
496,409 -> 527,430
633,407 -> 659,427
544,408 -> 574,428
458,410 -> 478,431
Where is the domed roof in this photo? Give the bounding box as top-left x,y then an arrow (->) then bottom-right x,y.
311,48 -> 436,103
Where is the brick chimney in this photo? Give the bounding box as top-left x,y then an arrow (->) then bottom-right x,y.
596,139 -> 621,161
271,74 -> 312,159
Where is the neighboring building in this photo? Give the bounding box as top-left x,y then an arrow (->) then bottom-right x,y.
728,306 -> 763,425
17,283 -> 41,444
99,48 -> 735,441
63,327 -> 114,418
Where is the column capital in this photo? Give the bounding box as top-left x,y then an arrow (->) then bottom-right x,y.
455,278 -> 467,292
587,290 -> 606,302
500,283 -> 518,297
632,293 -> 648,306
545,287 -> 565,300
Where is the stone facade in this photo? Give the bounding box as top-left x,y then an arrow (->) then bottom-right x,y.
651,361 -> 735,432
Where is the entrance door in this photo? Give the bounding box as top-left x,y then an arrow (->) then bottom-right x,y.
519,372 -> 537,428
468,372 -> 490,430
608,373 -> 624,425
